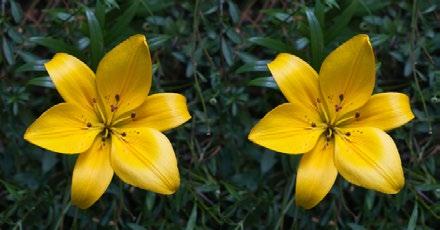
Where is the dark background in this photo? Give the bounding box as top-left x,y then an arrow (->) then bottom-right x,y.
0,0 -> 439,228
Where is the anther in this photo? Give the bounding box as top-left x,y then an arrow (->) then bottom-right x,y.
92,98 -> 97,103
316,98 -> 321,103
339,94 -> 344,102
311,122 -> 316,128
355,112 -> 360,119
111,105 -> 118,112
345,132 -> 351,136
115,94 -> 120,102
86,122 -> 92,128
121,132 -> 126,137
131,112 -> 136,119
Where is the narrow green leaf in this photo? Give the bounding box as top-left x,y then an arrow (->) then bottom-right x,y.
2,37 -> 15,65
305,8 -> 324,70
221,38 -> 234,66
248,37 -> 294,53
407,203 -> 418,230
248,77 -> 278,89
29,37 -> 80,57
27,77 -> 54,88
148,35 -> 171,50
95,0 -> 106,27
325,0 -> 359,42
107,1 -> 139,42
85,7 -> 104,70
235,60 -> 268,74
185,205 -> 197,230
227,1 -> 240,24
16,62 -> 46,72
314,0 -> 325,26
10,0 -> 23,23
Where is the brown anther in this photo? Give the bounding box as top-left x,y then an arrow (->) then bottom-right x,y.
86,122 -> 92,128
355,112 -> 360,118
131,112 -> 136,119
311,122 -> 317,128
111,105 -> 118,112
115,94 -> 120,102
339,94 -> 344,102
121,132 -> 126,137
345,132 -> 351,136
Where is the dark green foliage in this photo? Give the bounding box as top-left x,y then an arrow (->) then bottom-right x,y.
1,0 -> 439,228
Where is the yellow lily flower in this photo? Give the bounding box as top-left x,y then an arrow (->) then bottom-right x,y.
248,34 -> 414,209
24,34 -> 191,209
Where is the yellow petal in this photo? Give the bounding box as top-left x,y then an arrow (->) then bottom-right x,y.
296,136 -> 337,209
267,53 -> 320,109
24,103 -> 101,154
96,34 -> 152,121
343,93 -> 414,131
71,137 -> 113,209
319,34 -> 375,122
334,127 -> 404,194
111,127 -> 179,194
248,103 -> 324,154
118,93 -> 191,131
45,53 -> 97,112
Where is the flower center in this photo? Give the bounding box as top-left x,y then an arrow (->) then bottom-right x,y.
101,125 -> 112,141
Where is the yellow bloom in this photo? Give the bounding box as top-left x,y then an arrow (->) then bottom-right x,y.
248,34 -> 414,209
24,34 -> 191,209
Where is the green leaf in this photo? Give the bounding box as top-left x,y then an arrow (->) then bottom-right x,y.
314,0 -> 325,26
9,0 -> 23,23
107,1 -> 139,42
29,37 -> 80,57
407,203 -> 418,230
248,77 -> 278,89
27,77 -> 54,88
325,0 -> 359,42
305,8 -> 324,70
148,35 -> 171,50
95,0 -> 106,27
235,60 -> 268,74
222,38 -> 234,66
248,37 -> 294,53
227,1 -> 240,24
16,62 -> 46,72
85,7 -> 104,70
2,37 -> 15,65
185,205 -> 197,230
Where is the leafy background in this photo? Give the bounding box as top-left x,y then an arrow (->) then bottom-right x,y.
1,0 -> 439,229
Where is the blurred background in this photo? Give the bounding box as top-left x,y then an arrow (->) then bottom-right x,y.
0,0 -> 439,228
